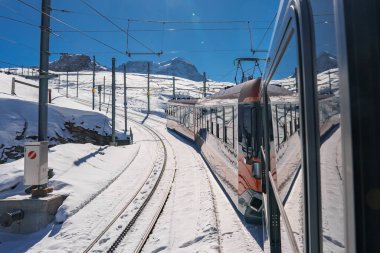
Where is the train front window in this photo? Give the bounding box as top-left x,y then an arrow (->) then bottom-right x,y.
242,106 -> 254,158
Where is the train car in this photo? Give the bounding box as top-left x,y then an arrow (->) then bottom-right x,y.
166,79 -> 292,223
260,0 -> 380,252
167,0 -> 380,250
166,79 -> 264,223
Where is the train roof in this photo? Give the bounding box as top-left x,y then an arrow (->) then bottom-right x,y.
167,78 -> 294,106
167,98 -> 199,105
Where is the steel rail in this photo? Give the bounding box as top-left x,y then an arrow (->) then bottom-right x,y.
74,95 -> 173,253
82,120 -> 164,253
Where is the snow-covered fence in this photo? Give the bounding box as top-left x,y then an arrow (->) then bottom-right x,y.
11,77 -> 52,103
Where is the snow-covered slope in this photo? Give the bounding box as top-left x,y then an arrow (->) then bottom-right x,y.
0,72 -> 125,164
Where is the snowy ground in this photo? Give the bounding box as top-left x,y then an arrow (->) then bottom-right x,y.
0,70 -> 260,252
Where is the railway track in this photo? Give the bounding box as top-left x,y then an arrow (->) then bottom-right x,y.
66,94 -> 177,253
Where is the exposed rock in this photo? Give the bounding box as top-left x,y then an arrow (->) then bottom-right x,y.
49,54 -> 108,72
117,57 -> 205,81
0,121 -> 117,164
317,51 -> 337,73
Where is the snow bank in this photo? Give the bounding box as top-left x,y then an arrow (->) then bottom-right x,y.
0,143 -> 140,223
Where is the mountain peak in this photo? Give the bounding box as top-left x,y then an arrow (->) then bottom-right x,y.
316,51 -> 337,73
49,54 -> 108,72
118,58 -> 204,81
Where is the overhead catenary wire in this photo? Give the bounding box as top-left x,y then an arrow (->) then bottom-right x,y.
255,14 -> 277,53
0,35 -> 40,53
79,0 -> 157,55
129,19 -> 253,24
52,27 -> 271,33
15,0 -> 126,55
0,15 -> 39,28
49,4 -> 272,57
51,8 -> 275,24
0,59 -> 23,67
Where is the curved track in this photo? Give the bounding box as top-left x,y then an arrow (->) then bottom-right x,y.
69,96 -> 177,253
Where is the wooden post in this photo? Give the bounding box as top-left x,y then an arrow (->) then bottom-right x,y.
48,89 -> 52,103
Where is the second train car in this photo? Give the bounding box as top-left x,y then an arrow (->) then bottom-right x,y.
166,79 -> 292,223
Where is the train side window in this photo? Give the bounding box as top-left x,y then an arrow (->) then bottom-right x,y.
310,1 -> 345,250
210,108 -> 214,135
217,107 -> 223,140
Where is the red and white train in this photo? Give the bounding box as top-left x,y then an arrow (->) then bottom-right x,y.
166,79 -> 289,223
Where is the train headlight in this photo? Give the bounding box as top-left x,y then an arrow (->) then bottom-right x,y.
253,162 -> 261,179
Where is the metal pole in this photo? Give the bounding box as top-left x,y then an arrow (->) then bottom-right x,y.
11,77 -> 15,95
66,71 -> 68,98
38,0 -> 51,142
172,76 -> 175,99
76,71 -> 79,97
123,64 -> 127,133
147,62 -> 150,114
111,58 -> 116,143
21,66 -> 24,76
328,71 -> 332,94
103,76 -> 105,102
92,56 -> 95,110
58,74 -> 60,92
99,86 -> 101,111
203,72 -> 206,97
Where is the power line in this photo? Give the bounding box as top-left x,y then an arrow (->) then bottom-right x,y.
52,27 -> 271,33
0,15 -> 39,27
0,59 -> 25,67
255,14 -> 276,53
51,8 -> 275,24
166,49 -> 251,53
0,35 -> 39,53
16,0 -> 125,55
129,19 -> 253,24
79,0 -> 157,55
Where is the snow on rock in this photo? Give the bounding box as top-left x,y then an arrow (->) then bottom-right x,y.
117,57 -> 205,81
316,51 -> 337,73
0,96 -> 125,164
49,54 -> 108,72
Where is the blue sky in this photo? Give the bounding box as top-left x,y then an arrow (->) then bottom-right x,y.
0,0 -> 279,82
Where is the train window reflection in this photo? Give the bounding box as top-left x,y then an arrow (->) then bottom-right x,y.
225,106 -> 234,146
267,33 -> 304,251
310,0 -> 345,251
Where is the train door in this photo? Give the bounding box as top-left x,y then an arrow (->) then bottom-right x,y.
261,0 -> 321,252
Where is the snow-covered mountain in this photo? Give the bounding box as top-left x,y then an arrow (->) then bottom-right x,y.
49,54 -> 108,72
117,57 -> 205,81
316,51 -> 337,73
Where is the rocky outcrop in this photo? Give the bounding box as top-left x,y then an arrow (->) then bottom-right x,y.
49,54 -> 108,72
317,51 -> 337,73
117,57 -> 204,81
0,121 -> 115,164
